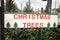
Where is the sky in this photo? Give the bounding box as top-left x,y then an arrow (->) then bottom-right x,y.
4,0 -> 60,11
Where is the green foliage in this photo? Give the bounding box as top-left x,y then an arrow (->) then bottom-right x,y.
44,9 -> 49,13
23,1 -> 33,13
6,0 -> 17,12
23,7 -> 33,13
56,6 -> 60,13
4,27 -> 60,40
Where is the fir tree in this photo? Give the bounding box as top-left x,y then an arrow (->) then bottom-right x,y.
23,0 -> 33,13
6,0 -> 17,12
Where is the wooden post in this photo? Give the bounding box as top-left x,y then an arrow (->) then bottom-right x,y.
38,28 -> 42,40
1,0 -> 5,40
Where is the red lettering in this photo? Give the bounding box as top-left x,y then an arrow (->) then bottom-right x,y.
23,23 -> 27,28
40,23 -> 43,28
14,14 -> 20,19
23,23 -> 43,28
23,14 -> 27,19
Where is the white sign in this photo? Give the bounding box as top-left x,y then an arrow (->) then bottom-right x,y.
58,13 -> 60,25
4,14 -> 58,28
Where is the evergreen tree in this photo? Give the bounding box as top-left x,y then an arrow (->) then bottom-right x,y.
56,6 -> 60,13
6,0 -> 17,12
23,0 -> 33,13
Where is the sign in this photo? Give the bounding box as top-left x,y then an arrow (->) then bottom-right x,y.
4,14 -> 58,28
58,13 -> 60,25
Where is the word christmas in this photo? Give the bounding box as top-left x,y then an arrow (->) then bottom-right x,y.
14,14 -> 51,20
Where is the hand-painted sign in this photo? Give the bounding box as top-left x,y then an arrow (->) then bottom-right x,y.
4,14 -> 58,28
